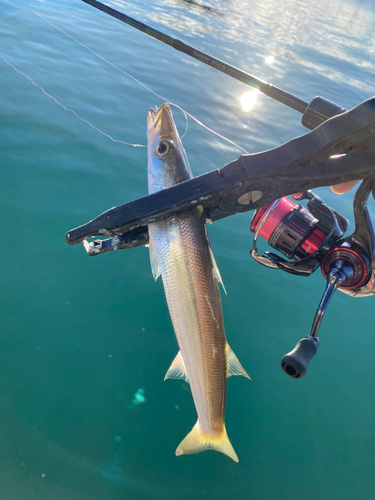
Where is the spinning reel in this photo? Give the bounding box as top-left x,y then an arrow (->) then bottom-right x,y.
250,177 -> 375,379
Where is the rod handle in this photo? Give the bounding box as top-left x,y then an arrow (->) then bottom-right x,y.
302,96 -> 346,130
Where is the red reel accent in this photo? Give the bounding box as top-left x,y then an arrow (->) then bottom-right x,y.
292,193 -> 304,200
250,197 -> 296,240
250,203 -> 272,233
251,197 -> 326,256
321,247 -> 368,289
301,228 -> 326,255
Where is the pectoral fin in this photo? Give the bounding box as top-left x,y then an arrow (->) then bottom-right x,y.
204,226 -> 227,294
176,422 -> 238,462
148,234 -> 161,281
226,343 -> 251,379
164,351 -> 189,384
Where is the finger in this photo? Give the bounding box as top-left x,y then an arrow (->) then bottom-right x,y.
330,180 -> 359,195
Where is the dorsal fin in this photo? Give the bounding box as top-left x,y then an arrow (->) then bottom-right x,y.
226,343 -> 251,379
164,351 -> 189,384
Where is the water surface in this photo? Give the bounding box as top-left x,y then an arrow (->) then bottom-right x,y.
1,0 -> 375,499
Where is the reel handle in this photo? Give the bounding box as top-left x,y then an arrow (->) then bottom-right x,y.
281,266 -> 349,379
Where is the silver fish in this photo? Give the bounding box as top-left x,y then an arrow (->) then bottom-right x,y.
147,103 -> 249,462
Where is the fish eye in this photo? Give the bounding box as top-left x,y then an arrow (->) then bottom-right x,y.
156,140 -> 173,157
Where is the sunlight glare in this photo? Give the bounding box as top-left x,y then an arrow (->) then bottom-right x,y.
265,55 -> 275,65
241,90 -> 259,112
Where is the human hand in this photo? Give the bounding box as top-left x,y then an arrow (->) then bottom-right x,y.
330,180 -> 359,194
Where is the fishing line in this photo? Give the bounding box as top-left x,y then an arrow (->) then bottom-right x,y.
1,51 -> 186,147
170,103 -> 189,139
12,0 -> 249,154
0,55 -> 145,147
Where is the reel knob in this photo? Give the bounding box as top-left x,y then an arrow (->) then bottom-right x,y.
281,265 -> 351,379
281,337 -> 319,379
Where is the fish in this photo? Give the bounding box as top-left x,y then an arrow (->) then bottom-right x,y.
147,102 -> 250,462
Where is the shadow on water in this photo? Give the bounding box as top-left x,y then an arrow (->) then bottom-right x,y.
99,436 -> 126,485
175,0 -> 222,14
99,389 -> 146,485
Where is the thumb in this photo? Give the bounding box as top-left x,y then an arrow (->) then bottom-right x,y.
330,180 -> 359,195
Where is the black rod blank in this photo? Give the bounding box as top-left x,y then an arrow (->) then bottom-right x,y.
81,0 -> 308,114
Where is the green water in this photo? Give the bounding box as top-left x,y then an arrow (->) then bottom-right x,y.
1,0 -> 375,498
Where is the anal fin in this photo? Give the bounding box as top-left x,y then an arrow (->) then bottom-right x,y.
226,343 -> 251,379
164,351 -> 189,384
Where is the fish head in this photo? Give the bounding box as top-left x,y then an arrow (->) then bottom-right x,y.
147,103 -> 193,194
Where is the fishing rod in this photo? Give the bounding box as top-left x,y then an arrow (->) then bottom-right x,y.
81,0 -> 345,128
82,0 -> 307,113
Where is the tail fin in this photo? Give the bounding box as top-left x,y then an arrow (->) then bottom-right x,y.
175,422 -> 239,462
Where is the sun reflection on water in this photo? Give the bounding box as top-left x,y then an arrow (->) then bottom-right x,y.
240,89 -> 259,111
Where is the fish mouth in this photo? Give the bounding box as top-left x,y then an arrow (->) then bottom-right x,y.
147,102 -> 175,137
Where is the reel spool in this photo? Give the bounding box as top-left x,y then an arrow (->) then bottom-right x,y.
250,179 -> 375,379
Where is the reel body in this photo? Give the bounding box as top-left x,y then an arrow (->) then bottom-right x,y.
250,178 -> 375,378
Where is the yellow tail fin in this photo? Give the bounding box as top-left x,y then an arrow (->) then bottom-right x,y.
175,422 -> 238,462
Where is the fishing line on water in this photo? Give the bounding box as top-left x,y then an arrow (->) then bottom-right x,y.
0,54 -> 146,147
11,0 -> 249,154
1,52 -> 189,147
0,52 -> 188,147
